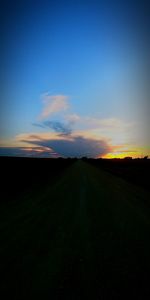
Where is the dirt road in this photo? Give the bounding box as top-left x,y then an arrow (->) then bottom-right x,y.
0,161 -> 150,299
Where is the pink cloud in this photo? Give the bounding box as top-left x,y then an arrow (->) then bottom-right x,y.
38,94 -> 69,120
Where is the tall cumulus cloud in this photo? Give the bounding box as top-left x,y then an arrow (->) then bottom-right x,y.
21,135 -> 111,158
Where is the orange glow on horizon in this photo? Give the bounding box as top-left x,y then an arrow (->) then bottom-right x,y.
102,149 -> 150,159
103,153 -> 138,159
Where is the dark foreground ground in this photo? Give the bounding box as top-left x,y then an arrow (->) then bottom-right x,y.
87,157 -> 150,191
0,158 -> 150,299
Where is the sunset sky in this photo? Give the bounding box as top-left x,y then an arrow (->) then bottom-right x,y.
0,0 -> 149,158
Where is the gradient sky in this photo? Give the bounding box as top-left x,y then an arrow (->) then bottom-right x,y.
0,0 -> 149,158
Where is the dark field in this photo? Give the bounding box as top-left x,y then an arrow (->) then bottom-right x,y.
1,157 -> 75,202
0,157 -> 150,299
87,157 -> 150,191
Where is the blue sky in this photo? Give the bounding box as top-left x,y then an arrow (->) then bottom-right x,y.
0,0 -> 149,157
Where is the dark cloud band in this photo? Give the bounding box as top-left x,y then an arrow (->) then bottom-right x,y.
21,135 -> 111,158
32,120 -> 72,135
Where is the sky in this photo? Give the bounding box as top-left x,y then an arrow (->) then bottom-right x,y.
0,0 -> 149,158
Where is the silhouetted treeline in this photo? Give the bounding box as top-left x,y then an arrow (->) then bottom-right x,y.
1,157 -> 76,202
86,157 -> 150,191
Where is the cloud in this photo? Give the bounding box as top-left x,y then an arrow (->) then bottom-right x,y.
21,134 -> 111,158
33,120 -> 72,135
64,114 -> 81,124
39,94 -> 69,120
72,116 -> 133,131
43,121 -> 72,135
35,92 -> 134,143
4,90 -> 137,158
64,114 -> 135,135
0,146 -> 57,158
